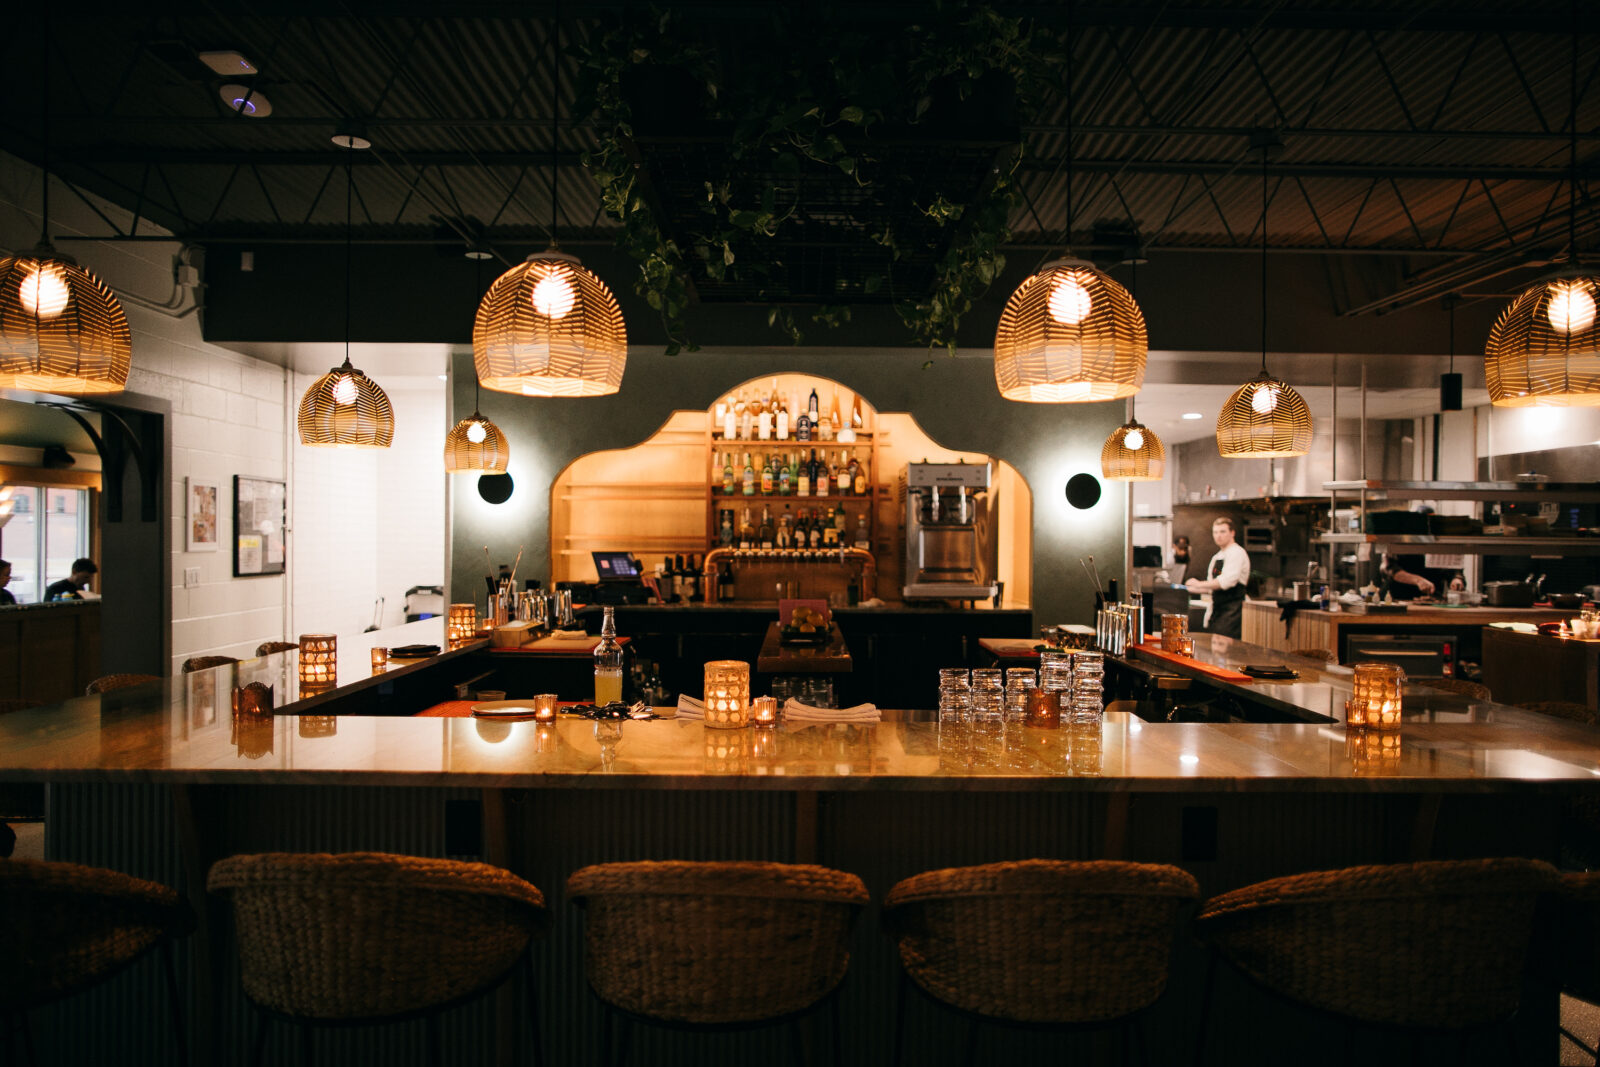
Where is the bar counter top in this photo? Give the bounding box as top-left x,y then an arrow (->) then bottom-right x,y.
4,631 -> 1600,791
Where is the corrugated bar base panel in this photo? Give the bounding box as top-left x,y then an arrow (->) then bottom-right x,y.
30,784 -> 1560,1066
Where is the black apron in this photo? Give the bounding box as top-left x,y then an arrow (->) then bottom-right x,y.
1208,553 -> 1246,639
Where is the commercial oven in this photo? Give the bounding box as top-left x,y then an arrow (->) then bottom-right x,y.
1344,633 -> 1455,678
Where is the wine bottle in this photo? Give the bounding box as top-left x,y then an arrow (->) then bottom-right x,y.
797,454 -> 811,497
808,387 -> 820,423
852,454 -> 866,496
759,506 -> 775,549
836,450 -> 850,495
814,449 -> 828,498
760,455 -> 775,495
722,452 -> 735,495
742,452 -> 756,496
778,453 -> 792,496
808,509 -> 823,548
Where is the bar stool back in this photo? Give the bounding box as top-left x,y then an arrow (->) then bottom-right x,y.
566,860 -> 869,1062
181,656 -> 239,674
1194,858 -> 1557,1056
881,860 -> 1198,1065
254,642 -> 299,658
1,858 -> 192,1062
208,852 -> 548,1065
1417,677 -> 1493,702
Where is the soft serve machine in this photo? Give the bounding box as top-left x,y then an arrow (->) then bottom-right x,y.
901,461 -> 1000,601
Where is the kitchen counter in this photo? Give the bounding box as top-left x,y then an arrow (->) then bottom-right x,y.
1481,626 -> 1600,710
1241,598 -> 1574,660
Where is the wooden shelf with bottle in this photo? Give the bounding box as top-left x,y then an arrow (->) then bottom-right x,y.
706,449 -> 881,553
709,434 -> 875,447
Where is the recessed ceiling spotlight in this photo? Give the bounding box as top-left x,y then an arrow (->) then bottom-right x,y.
438,374 -> 448,381
219,83 -> 271,117
1180,411 -> 1204,420
198,50 -> 258,76
331,120 -> 371,150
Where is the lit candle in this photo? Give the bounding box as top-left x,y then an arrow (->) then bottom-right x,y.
532,693 -> 558,723
702,661 -> 750,728
752,696 -> 779,727
371,646 -> 388,671
298,634 -> 338,686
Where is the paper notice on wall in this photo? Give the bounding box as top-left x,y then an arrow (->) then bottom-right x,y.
238,535 -> 263,574
1424,554 -> 1466,570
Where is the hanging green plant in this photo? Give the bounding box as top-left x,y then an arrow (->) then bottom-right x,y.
575,4 -> 1050,355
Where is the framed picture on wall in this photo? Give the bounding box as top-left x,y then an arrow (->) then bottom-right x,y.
233,476 -> 286,577
186,477 -> 220,552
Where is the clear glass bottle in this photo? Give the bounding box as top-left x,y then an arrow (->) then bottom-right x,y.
593,606 -> 624,705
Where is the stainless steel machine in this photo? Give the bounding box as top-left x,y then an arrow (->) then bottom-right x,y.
901,461 -> 1000,601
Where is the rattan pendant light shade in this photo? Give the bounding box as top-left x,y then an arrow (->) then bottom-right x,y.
1101,419 -> 1165,481
1485,275 -> 1600,406
298,360 -> 394,448
994,259 -> 1147,402
444,412 -> 509,473
0,247 -> 130,395
1216,372 -> 1312,458
473,251 -> 626,397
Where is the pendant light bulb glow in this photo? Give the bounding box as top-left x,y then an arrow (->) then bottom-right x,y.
1123,427 -> 1144,451
1101,418 -> 1165,481
1547,281 -> 1596,335
1251,382 -> 1279,415
1047,275 -> 1093,325
19,264 -> 69,318
531,272 -> 576,319
466,420 -> 487,444
444,410 -> 509,473
332,373 -> 358,405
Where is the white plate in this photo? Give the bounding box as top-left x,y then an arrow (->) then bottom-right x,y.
470,700 -> 542,718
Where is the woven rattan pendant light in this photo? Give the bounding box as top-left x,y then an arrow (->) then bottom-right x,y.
994,2 -> 1145,402
298,161 -> 393,448
0,32 -> 129,396
1218,133 -> 1311,458
473,7 -> 625,397
1484,7 -> 1600,407
1101,263 -> 1164,479
445,374 -> 509,474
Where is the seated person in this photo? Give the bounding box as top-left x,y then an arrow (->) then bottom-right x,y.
0,559 -> 13,605
45,557 -> 97,601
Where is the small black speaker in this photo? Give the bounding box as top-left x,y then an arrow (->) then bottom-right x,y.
1440,372 -> 1463,411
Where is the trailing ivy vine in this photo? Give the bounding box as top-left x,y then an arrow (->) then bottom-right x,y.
575,4 -> 1049,355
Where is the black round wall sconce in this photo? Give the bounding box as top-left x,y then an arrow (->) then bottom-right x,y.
477,473 -> 515,504
1065,473 -> 1102,510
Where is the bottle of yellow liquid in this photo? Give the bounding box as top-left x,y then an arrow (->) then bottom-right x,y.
593,605 -> 624,705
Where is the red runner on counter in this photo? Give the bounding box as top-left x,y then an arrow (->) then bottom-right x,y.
1128,642 -> 1255,683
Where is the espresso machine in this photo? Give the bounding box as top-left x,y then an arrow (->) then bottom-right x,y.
901,461 -> 1000,601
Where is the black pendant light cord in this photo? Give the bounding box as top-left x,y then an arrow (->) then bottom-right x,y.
1448,298 -> 1455,373
1063,0 -> 1073,254
1569,0 -> 1579,264
343,158 -> 353,368
548,0 -> 560,249
39,10 -> 50,246
1260,137 -> 1269,376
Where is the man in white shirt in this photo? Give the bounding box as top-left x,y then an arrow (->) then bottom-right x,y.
1185,517 -> 1252,639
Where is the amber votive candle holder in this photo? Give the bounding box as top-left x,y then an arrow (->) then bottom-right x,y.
448,603 -> 478,643
703,660 -> 750,728
751,696 -> 779,727
231,681 -> 274,717
371,646 -> 388,670
532,693 -> 559,723
1160,613 -> 1189,652
1348,662 -> 1404,729
298,634 -> 338,686
1024,688 -> 1061,728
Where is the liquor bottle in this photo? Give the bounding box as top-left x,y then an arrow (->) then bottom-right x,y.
829,391 -> 841,434
742,452 -> 756,496
852,454 -> 866,496
733,390 -> 747,439
851,393 -> 864,429
740,402 -> 753,442
775,393 -> 790,440
795,509 -> 810,549
797,453 -> 811,497
779,505 -> 794,548
808,509 -> 823,548
740,506 -> 755,548
593,606 -> 624,705
722,404 -> 737,441
854,513 -> 870,549
813,449 -> 828,498
675,554 -> 688,602
722,452 -> 735,495
818,397 -> 834,441
757,402 -> 773,441
719,510 -> 734,546
778,453 -> 792,496
836,450 -> 851,495
759,506 -> 775,548
685,555 -> 700,602
808,387 -> 820,425
717,557 -> 736,602
834,505 -> 847,534
796,406 -> 811,442
768,381 -> 780,415
760,455 -> 775,495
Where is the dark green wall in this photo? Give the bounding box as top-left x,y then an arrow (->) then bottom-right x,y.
447,348 -> 1127,630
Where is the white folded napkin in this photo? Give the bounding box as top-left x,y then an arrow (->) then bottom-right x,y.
546,629 -> 593,641
784,699 -> 880,722
676,693 -> 706,719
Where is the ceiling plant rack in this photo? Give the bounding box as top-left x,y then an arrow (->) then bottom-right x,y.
575,4 -> 1050,355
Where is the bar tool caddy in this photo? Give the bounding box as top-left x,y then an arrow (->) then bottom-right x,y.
900,461 -> 1000,601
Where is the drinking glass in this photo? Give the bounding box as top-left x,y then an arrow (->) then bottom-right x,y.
937,668 -> 972,724
970,668 -> 1004,723
1004,668 -> 1036,722
1068,652 -> 1104,724
1039,652 -> 1073,694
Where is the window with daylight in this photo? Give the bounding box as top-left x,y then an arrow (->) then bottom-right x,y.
3,484 -> 92,604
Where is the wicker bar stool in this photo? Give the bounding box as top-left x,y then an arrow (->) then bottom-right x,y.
1193,858 -> 1558,1062
208,852 -> 549,1067
881,860 -> 1198,1066
1547,872 -> 1600,1063
1417,677 -> 1493,702
1,858 -> 193,1065
254,642 -> 299,658
566,860 -> 869,1066
181,655 -> 239,674
86,673 -> 162,695
1518,700 -> 1597,726
1290,648 -> 1337,663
